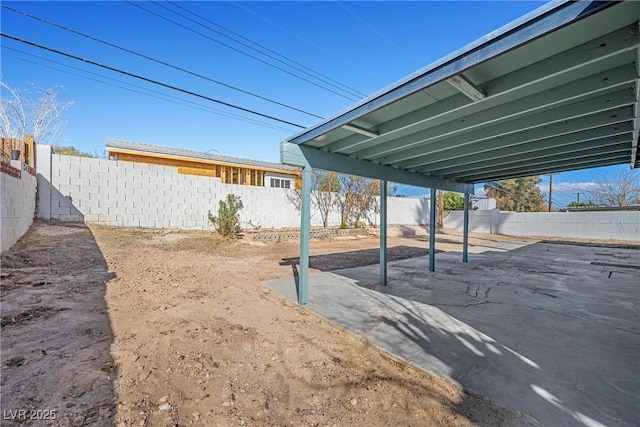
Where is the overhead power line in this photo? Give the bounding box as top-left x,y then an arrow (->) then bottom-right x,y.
3,48 -> 297,132
124,1 -> 360,102
335,1 -> 420,66
2,4 -> 324,120
230,0 -> 388,84
158,0 -> 366,99
1,33 -> 307,129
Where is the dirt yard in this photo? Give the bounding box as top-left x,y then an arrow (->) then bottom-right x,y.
1,221 -> 540,427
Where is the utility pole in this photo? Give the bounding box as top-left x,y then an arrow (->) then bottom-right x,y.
548,173 -> 553,212
574,192 -> 582,204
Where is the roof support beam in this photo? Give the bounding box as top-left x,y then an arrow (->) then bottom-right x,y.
298,166 -> 311,306
380,180 -> 387,286
463,193 -> 469,263
461,152 -> 629,182
280,142 -> 473,194
416,118 -> 633,174
363,64 -> 636,161
322,24 -> 637,155
341,123 -> 378,138
429,189 -> 436,272
447,75 -> 486,101
404,100 -> 635,171
447,140 -> 630,180
470,157 -> 629,183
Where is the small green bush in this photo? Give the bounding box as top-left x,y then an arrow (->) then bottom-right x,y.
208,194 -> 243,238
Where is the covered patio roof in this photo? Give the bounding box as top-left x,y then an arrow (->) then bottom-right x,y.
282,0 -> 638,185
280,0 -> 640,305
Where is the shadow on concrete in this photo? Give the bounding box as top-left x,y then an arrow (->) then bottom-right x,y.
332,242 -> 640,426
280,245 -> 441,273
265,240 -> 640,426
0,221 -> 116,425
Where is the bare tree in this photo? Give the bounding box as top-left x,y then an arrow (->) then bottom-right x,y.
588,169 -> 640,206
286,170 -> 340,228
0,81 -> 74,145
313,171 -> 340,228
337,175 -> 380,228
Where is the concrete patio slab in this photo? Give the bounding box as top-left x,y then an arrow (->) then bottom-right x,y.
263,240 -> 640,426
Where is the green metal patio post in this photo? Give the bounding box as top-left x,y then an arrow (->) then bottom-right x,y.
463,193 -> 470,263
380,180 -> 387,285
299,166 -> 311,305
429,188 -> 436,272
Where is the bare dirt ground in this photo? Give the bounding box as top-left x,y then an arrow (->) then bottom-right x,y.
1,221 -> 545,427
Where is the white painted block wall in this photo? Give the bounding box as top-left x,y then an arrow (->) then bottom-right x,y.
1,161 -> 37,252
37,154 -> 430,230
445,210 -> 640,241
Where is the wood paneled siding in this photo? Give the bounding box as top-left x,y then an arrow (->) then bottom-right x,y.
111,152 -> 298,187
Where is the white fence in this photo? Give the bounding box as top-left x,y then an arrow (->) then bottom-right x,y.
1,161 -> 37,252
446,209 -> 640,241
36,146 -> 430,230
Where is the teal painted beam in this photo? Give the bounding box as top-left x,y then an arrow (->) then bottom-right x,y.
445,139 -> 630,179
463,193 -> 470,263
280,142 -> 473,194
412,114 -> 633,172
457,149 -> 630,181
429,189 -> 436,272
298,166 -> 311,305
365,64 -> 636,162
404,95 -> 635,170
380,180 -> 387,285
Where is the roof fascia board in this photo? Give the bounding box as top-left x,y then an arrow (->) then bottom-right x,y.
286,0 -> 616,146
108,146 -> 300,175
631,30 -> 640,167
280,142 -> 474,193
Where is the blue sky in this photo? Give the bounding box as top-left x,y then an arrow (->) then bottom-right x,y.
1,1 -> 634,207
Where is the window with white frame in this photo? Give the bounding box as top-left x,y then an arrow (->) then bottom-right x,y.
270,178 -> 291,189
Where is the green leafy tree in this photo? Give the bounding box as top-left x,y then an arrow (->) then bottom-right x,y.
208,194 -> 243,238
443,192 -> 464,210
54,145 -> 93,158
484,176 -> 545,212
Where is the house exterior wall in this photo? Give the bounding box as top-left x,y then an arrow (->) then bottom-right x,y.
110,151 -> 298,187
264,172 -> 295,188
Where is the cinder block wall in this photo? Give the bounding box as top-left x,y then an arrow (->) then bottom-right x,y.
1,161 -> 37,252
445,210 -> 640,241
37,154 -> 430,230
